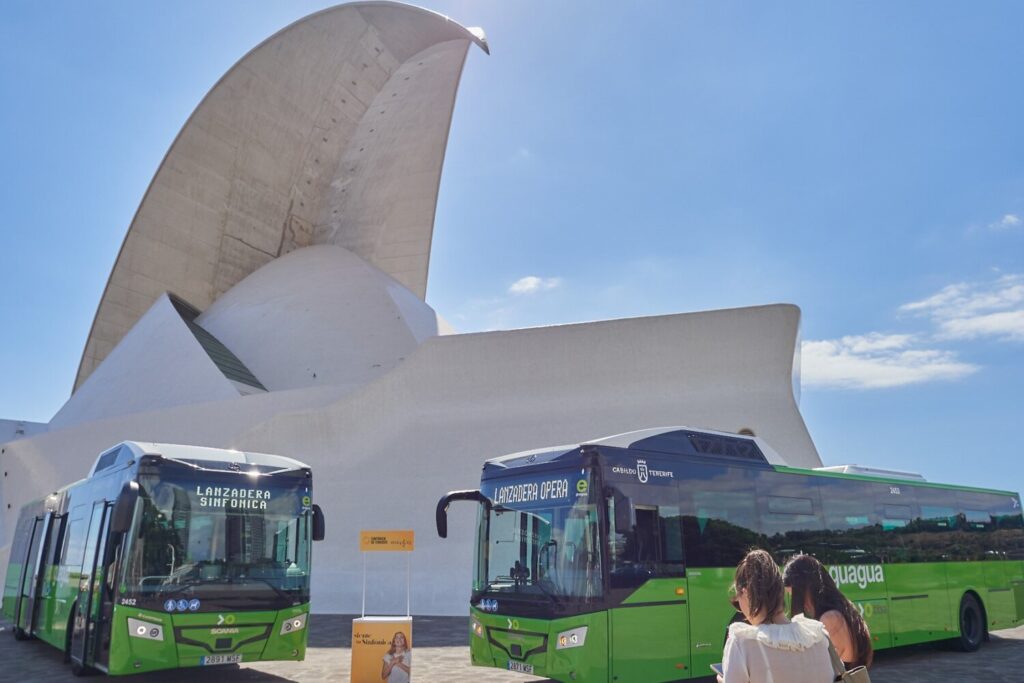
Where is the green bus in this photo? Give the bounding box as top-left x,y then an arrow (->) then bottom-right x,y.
3,441 -> 325,676
436,427 -> 1024,682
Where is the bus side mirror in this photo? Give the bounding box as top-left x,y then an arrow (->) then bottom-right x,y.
312,504 -> 325,541
111,481 -> 139,534
436,490 -> 488,538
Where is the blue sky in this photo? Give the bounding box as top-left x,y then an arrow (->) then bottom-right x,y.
1,1 -> 1022,497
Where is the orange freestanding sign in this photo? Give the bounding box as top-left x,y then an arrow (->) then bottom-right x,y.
359,529 -> 415,552
351,616 -> 412,683
352,530 -> 415,682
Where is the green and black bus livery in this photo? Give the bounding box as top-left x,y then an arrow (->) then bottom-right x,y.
437,427 -> 1024,682
3,441 -> 325,676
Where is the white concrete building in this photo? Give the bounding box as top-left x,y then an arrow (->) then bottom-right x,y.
1,2 -> 820,615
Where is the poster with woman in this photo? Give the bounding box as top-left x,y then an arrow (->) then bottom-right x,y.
351,616 -> 413,683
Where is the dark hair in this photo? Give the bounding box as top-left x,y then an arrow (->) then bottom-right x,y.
783,554 -> 874,668
387,631 -> 408,655
732,549 -> 784,623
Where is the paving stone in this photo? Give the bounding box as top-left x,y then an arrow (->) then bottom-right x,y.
2,614 -> 1021,682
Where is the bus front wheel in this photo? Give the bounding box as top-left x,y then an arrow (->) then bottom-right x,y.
955,593 -> 985,652
12,626 -> 28,641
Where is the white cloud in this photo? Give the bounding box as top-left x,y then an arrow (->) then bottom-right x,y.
801,334 -> 978,390
508,276 -> 561,295
989,213 -> 1022,231
900,274 -> 1024,341
937,310 -> 1024,342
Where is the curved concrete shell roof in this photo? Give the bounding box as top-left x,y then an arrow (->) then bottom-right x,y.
75,2 -> 487,391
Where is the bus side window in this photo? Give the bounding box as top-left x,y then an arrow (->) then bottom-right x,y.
681,463 -> 759,568
954,490 -> 1012,560
988,493 -> 1024,561
753,470 -> 824,563
870,484 -> 918,563
50,515 -> 68,566
609,503 -> 685,588
608,478 -> 686,590
905,486 -> 957,562
817,479 -> 882,565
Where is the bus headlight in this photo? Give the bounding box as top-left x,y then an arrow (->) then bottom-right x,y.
280,612 -> 308,635
127,618 -> 164,642
470,617 -> 484,638
556,626 -> 587,650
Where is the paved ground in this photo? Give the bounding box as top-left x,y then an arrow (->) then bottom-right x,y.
2,613 -> 1022,682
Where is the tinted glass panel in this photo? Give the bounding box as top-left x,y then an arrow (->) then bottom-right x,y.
954,490 -> 1024,560
606,477 -> 686,590
768,496 -> 814,515
816,478 -> 885,565
677,462 -> 763,568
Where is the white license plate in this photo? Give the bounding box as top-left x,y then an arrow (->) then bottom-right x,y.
201,654 -> 242,666
508,661 -> 534,674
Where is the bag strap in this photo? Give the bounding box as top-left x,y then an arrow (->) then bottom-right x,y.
826,636 -> 847,682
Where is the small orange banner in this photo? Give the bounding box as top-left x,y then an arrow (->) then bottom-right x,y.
359,529 -> 415,552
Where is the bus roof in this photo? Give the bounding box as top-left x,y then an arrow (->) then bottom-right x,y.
775,464 -> 1020,497
89,441 -> 309,478
483,426 -> 786,473
480,428 -> 1019,498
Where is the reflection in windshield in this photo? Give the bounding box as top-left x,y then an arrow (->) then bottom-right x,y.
475,470 -> 602,601
123,470 -> 312,605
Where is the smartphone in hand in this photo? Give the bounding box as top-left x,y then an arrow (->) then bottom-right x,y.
710,663 -> 724,676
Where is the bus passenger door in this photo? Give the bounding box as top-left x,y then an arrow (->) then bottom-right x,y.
608,501 -> 690,682
25,512 -> 55,635
13,514 -> 47,635
70,501 -> 111,672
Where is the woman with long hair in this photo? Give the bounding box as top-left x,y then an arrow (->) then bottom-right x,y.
718,549 -> 832,683
783,554 -> 874,669
380,631 -> 411,682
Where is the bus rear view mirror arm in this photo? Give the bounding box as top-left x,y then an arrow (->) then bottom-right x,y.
436,490 -> 488,538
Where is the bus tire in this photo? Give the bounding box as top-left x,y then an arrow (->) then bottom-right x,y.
955,593 -> 985,652
13,626 -> 28,641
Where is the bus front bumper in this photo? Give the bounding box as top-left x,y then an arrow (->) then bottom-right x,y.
469,608 -> 608,683
107,603 -> 309,676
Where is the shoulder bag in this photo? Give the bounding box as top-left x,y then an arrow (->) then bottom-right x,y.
826,637 -> 871,683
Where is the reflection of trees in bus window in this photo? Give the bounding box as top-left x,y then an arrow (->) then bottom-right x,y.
677,463 -> 762,568
753,470 -> 825,563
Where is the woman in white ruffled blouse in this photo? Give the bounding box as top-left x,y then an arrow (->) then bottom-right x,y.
718,549 -> 834,683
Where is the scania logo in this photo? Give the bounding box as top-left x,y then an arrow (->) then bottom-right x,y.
637,460 -> 649,484
210,627 -> 240,635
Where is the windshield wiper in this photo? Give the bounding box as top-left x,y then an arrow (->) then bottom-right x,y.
155,577 -> 204,596
473,577 -> 562,605
242,577 -> 297,603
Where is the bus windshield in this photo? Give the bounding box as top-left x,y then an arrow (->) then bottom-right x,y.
475,468 -> 602,604
122,466 -> 312,609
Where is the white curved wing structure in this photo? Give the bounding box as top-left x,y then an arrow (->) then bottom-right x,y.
75,2 -> 487,390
